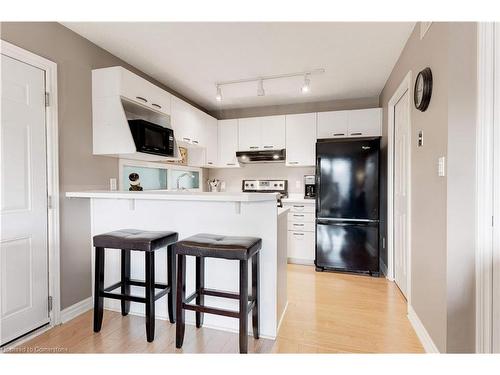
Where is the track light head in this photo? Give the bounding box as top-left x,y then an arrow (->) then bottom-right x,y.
257,79 -> 265,97
215,85 -> 222,102
301,74 -> 311,94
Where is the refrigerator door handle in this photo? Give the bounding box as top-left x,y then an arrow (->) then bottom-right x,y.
317,218 -> 379,224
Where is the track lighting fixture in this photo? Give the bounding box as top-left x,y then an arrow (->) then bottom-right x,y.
214,68 -> 324,102
215,85 -> 222,102
257,79 -> 265,97
301,73 -> 311,94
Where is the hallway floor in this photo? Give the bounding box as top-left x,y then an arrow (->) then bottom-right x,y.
12,264 -> 423,353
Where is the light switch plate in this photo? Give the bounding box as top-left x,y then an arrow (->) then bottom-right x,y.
418,130 -> 424,147
438,157 -> 446,177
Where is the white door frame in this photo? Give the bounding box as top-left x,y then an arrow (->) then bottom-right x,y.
387,71 -> 412,304
0,40 -> 61,332
475,22 -> 499,353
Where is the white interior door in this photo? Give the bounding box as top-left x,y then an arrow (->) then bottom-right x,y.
1,54 -> 50,345
393,90 -> 410,299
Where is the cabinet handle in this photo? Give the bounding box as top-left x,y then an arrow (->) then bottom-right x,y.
351,132 -> 363,136
192,140 -> 199,144
249,146 -> 259,149
152,103 -> 162,109
288,161 -> 299,165
293,223 -> 304,226
293,214 -> 304,217
207,162 -> 213,165
293,232 -> 304,236
226,163 -> 236,166
136,96 -> 148,103
183,137 -> 191,142
263,145 -> 273,149
293,205 -> 304,208
333,133 -> 345,136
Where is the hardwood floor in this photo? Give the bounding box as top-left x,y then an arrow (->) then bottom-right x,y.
12,264 -> 423,353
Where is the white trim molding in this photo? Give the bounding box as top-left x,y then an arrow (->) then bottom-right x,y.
60,297 -> 93,324
387,71 -> 412,305
475,23 -> 496,354
0,40 -> 61,329
408,305 -> 439,353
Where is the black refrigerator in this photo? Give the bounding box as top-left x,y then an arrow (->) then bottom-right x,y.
315,138 -> 380,275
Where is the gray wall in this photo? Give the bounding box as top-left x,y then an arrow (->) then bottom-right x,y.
445,22 -> 477,353
0,22 -> 206,309
379,22 -> 477,353
212,97 -> 379,119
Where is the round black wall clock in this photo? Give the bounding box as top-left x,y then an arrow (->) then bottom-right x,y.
414,67 -> 433,112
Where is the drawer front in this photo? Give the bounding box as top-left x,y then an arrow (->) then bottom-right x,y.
284,203 -> 315,213
287,231 -> 315,261
288,221 -> 315,232
288,212 -> 315,222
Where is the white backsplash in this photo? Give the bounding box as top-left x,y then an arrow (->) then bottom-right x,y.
207,164 -> 315,194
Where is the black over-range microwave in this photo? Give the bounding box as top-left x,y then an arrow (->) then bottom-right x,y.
128,119 -> 175,157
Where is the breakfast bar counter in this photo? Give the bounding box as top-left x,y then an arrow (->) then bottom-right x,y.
66,190 -> 288,339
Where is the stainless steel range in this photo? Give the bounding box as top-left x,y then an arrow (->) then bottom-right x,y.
242,179 -> 288,207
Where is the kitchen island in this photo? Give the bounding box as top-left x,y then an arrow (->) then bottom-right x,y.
66,190 -> 288,339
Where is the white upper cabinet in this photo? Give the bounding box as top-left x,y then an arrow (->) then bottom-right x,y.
238,115 -> 286,151
93,66 -> 171,116
171,96 -> 205,147
238,117 -> 262,151
261,115 -> 286,150
204,114 -> 218,167
347,108 -> 382,137
317,110 -> 348,139
218,119 -> 239,167
285,113 -> 317,167
317,108 -> 381,139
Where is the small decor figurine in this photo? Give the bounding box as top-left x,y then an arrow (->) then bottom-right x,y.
207,179 -> 220,192
128,173 -> 143,191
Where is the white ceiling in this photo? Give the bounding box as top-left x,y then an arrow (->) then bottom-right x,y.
62,22 -> 414,111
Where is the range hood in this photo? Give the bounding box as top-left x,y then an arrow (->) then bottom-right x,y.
236,149 -> 286,164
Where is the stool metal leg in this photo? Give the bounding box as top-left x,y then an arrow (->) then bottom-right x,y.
145,252 -> 155,342
252,252 -> 260,339
121,249 -> 131,316
176,254 -> 186,348
239,259 -> 249,354
93,247 -> 105,333
167,244 -> 176,324
195,256 -> 205,328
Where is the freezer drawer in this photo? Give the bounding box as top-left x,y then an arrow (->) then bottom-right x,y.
316,221 -> 379,273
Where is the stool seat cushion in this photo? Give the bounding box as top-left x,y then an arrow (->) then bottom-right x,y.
173,233 -> 262,260
93,229 -> 178,251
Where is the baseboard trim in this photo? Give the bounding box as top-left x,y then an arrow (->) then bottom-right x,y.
60,297 -> 93,324
287,258 -> 314,266
407,305 -> 439,353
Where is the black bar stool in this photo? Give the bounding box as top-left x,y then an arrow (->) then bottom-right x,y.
173,233 -> 261,354
93,229 -> 178,342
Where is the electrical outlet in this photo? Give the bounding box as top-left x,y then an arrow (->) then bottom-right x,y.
110,178 -> 117,191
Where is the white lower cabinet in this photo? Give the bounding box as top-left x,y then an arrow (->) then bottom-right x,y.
287,231 -> 315,264
284,202 -> 315,265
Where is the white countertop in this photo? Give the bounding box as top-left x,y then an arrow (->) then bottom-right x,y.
66,190 -> 279,202
282,194 -> 316,204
